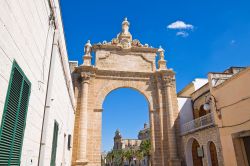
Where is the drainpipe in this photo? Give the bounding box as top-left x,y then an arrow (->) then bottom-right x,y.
37,0 -> 57,164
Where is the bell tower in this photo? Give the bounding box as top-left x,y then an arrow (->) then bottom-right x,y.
113,129 -> 122,150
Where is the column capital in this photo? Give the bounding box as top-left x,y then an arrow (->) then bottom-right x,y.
80,72 -> 91,84
162,75 -> 175,87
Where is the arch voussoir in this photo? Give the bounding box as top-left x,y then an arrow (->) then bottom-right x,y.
95,80 -> 153,110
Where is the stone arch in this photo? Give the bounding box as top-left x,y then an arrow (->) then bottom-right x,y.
72,18 -> 181,166
95,81 -> 154,110
207,141 -> 219,166
185,137 -> 203,166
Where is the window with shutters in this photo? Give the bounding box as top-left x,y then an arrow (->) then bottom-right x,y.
50,121 -> 59,166
0,60 -> 31,166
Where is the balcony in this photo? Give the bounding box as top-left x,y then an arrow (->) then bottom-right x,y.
181,113 -> 215,135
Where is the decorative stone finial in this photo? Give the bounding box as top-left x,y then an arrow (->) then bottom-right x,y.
103,18 -> 152,49
158,46 -> 165,61
122,17 -> 130,26
114,17 -> 133,49
121,17 -> 130,35
82,40 -> 92,66
157,46 -> 167,70
84,40 -> 92,55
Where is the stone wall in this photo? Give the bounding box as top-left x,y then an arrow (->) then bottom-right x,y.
72,67 -> 182,166
95,50 -> 156,72
181,127 -> 224,166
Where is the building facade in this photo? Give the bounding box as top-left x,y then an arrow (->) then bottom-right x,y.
178,81 -> 224,166
178,67 -> 249,166
138,123 -> 150,141
208,67 -> 250,166
112,124 -> 150,166
0,0 -> 75,165
113,124 -> 150,151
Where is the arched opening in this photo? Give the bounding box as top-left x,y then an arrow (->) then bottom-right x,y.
199,105 -> 207,118
101,88 -> 150,166
207,141 -> 219,166
186,138 -> 203,166
192,139 -> 203,166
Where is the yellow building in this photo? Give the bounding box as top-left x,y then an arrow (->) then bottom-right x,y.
208,67 -> 250,166
178,67 -> 250,166
178,79 -> 224,166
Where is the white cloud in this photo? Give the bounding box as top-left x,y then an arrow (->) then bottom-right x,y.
230,40 -> 236,45
167,20 -> 194,30
176,31 -> 189,37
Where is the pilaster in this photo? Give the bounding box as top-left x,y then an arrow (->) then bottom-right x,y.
75,72 -> 90,165
162,74 -> 181,166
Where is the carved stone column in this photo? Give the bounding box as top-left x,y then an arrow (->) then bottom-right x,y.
162,75 -> 181,166
76,72 -> 90,165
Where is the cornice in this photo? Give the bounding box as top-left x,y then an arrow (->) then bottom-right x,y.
92,44 -> 158,53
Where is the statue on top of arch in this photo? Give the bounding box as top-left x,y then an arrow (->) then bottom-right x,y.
101,17 -> 151,49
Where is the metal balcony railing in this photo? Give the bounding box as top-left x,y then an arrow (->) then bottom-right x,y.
181,113 -> 214,135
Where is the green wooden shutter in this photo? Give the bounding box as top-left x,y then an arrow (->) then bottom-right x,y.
50,121 -> 59,166
0,61 -> 31,166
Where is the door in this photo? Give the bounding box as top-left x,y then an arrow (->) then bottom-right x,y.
209,142 -> 219,166
192,139 -> 203,166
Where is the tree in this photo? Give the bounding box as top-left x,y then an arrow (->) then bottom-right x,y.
140,140 -> 151,166
135,150 -> 144,166
113,150 -> 123,166
106,149 -> 125,166
123,149 -> 134,165
106,151 -> 114,166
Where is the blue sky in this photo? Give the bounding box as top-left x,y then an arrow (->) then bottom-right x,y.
60,0 -> 250,151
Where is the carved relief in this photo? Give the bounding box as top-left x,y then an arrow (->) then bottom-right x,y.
80,72 -> 91,83
96,52 -> 154,72
162,75 -> 175,87
95,18 -> 153,50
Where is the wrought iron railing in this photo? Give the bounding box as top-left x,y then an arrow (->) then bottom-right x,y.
181,113 -> 214,135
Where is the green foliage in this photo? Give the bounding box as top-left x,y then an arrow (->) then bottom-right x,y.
140,140 -> 151,157
105,140 -> 151,166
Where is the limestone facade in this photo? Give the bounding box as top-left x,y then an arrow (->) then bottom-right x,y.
138,123 -> 150,140
0,0 -> 75,165
113,124 -> 150,151
178,79 -> 224,166
181,127 -> 224,166
71,18 -> 182,166
113,129 -> 142,150
208,67 -> 250,166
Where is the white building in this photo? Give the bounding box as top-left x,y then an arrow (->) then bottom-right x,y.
0,0 -> 75,165
178,78 -> 208,130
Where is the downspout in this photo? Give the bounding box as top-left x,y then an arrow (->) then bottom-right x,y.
37,0 -> 57,164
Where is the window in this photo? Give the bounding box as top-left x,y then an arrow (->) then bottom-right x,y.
50,121 -> 59,166
243,136 -> 250,165
0,60 -> 31,165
